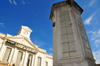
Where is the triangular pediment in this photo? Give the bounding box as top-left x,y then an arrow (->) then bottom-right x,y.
5,35 -> 38,50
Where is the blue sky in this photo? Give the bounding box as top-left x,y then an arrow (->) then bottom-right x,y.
0,0 -> 100,64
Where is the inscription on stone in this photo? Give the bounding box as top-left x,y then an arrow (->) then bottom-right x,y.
60,10 -> 77,58
62,53 -> 69,57
69,42 -> 76,51
67,26 -> 73,33
66,20 -> 71,26
61,28 -> 67,34
75,12 -> 93,59
60,21 -> 66,27
70,52 -> 77,57
68,34 -> 75,42
61,43 -> 69,52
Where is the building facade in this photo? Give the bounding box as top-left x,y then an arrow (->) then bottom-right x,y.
0,26 -> 53,66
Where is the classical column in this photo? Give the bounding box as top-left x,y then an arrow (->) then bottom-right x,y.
8,47 -> 14,65
31,54 -> 35,66
10,48 -> 18,65
43,55 -> 46,66
0,38 -> 3,50
0,39 -> 6,61
34,54 -> 38,66
22,51 -> 28,66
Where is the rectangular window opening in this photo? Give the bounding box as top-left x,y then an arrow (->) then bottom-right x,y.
16,51 -> 23,66
27,54 -> 33,66
2,47 -> 12,63
46,62 -> 48,66
37,57 -> 41,66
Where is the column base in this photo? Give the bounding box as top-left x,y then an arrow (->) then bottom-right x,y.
54,61 -> 96,66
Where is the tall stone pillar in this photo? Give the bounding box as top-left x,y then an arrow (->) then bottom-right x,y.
50,0 -> 96,66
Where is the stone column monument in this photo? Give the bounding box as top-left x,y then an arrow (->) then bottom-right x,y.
49,0 -> 96,66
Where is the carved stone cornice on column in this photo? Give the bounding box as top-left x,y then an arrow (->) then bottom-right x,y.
49,1 -> 83,21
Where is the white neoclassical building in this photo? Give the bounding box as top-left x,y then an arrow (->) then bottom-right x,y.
0,26 -> 53,66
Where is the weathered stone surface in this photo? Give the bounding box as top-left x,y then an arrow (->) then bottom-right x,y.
50,0 -> 96,66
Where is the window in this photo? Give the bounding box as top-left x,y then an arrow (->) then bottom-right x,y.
46,62 -> 48,66
2,47 -> 12,63
27,54 -> 33,66
37,57 -> 41,66
16,51 -> 23,66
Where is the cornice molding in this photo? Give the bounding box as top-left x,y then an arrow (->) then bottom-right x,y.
1,36 -> 48,54
46,55 -> 53,59
0,33 -> 50,55
49,1 -> 83,20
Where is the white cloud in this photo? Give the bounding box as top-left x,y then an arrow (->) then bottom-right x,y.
49,48 -> 53,51
89,0 -> 97,6
21,1 -> 25,4
91,30 -> 100,40
33,41 -> 46,48
9,0 -> 12,4
93,49 -> 100,64
97,30 -> 100,34
21,0 -> 25,5
84,14 -> 94,25
0,23 -> 5,28
13,0 -> 17,5
94,39 -> 100,47
9,0 -> 17,5
88,30 -> 100,47
89,30 -> 100,40
95,39 -> 100,43
48,53 -> 53,56
34,43 -> 41,48
9,0 -> 27,5
88,31 -> 96,35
